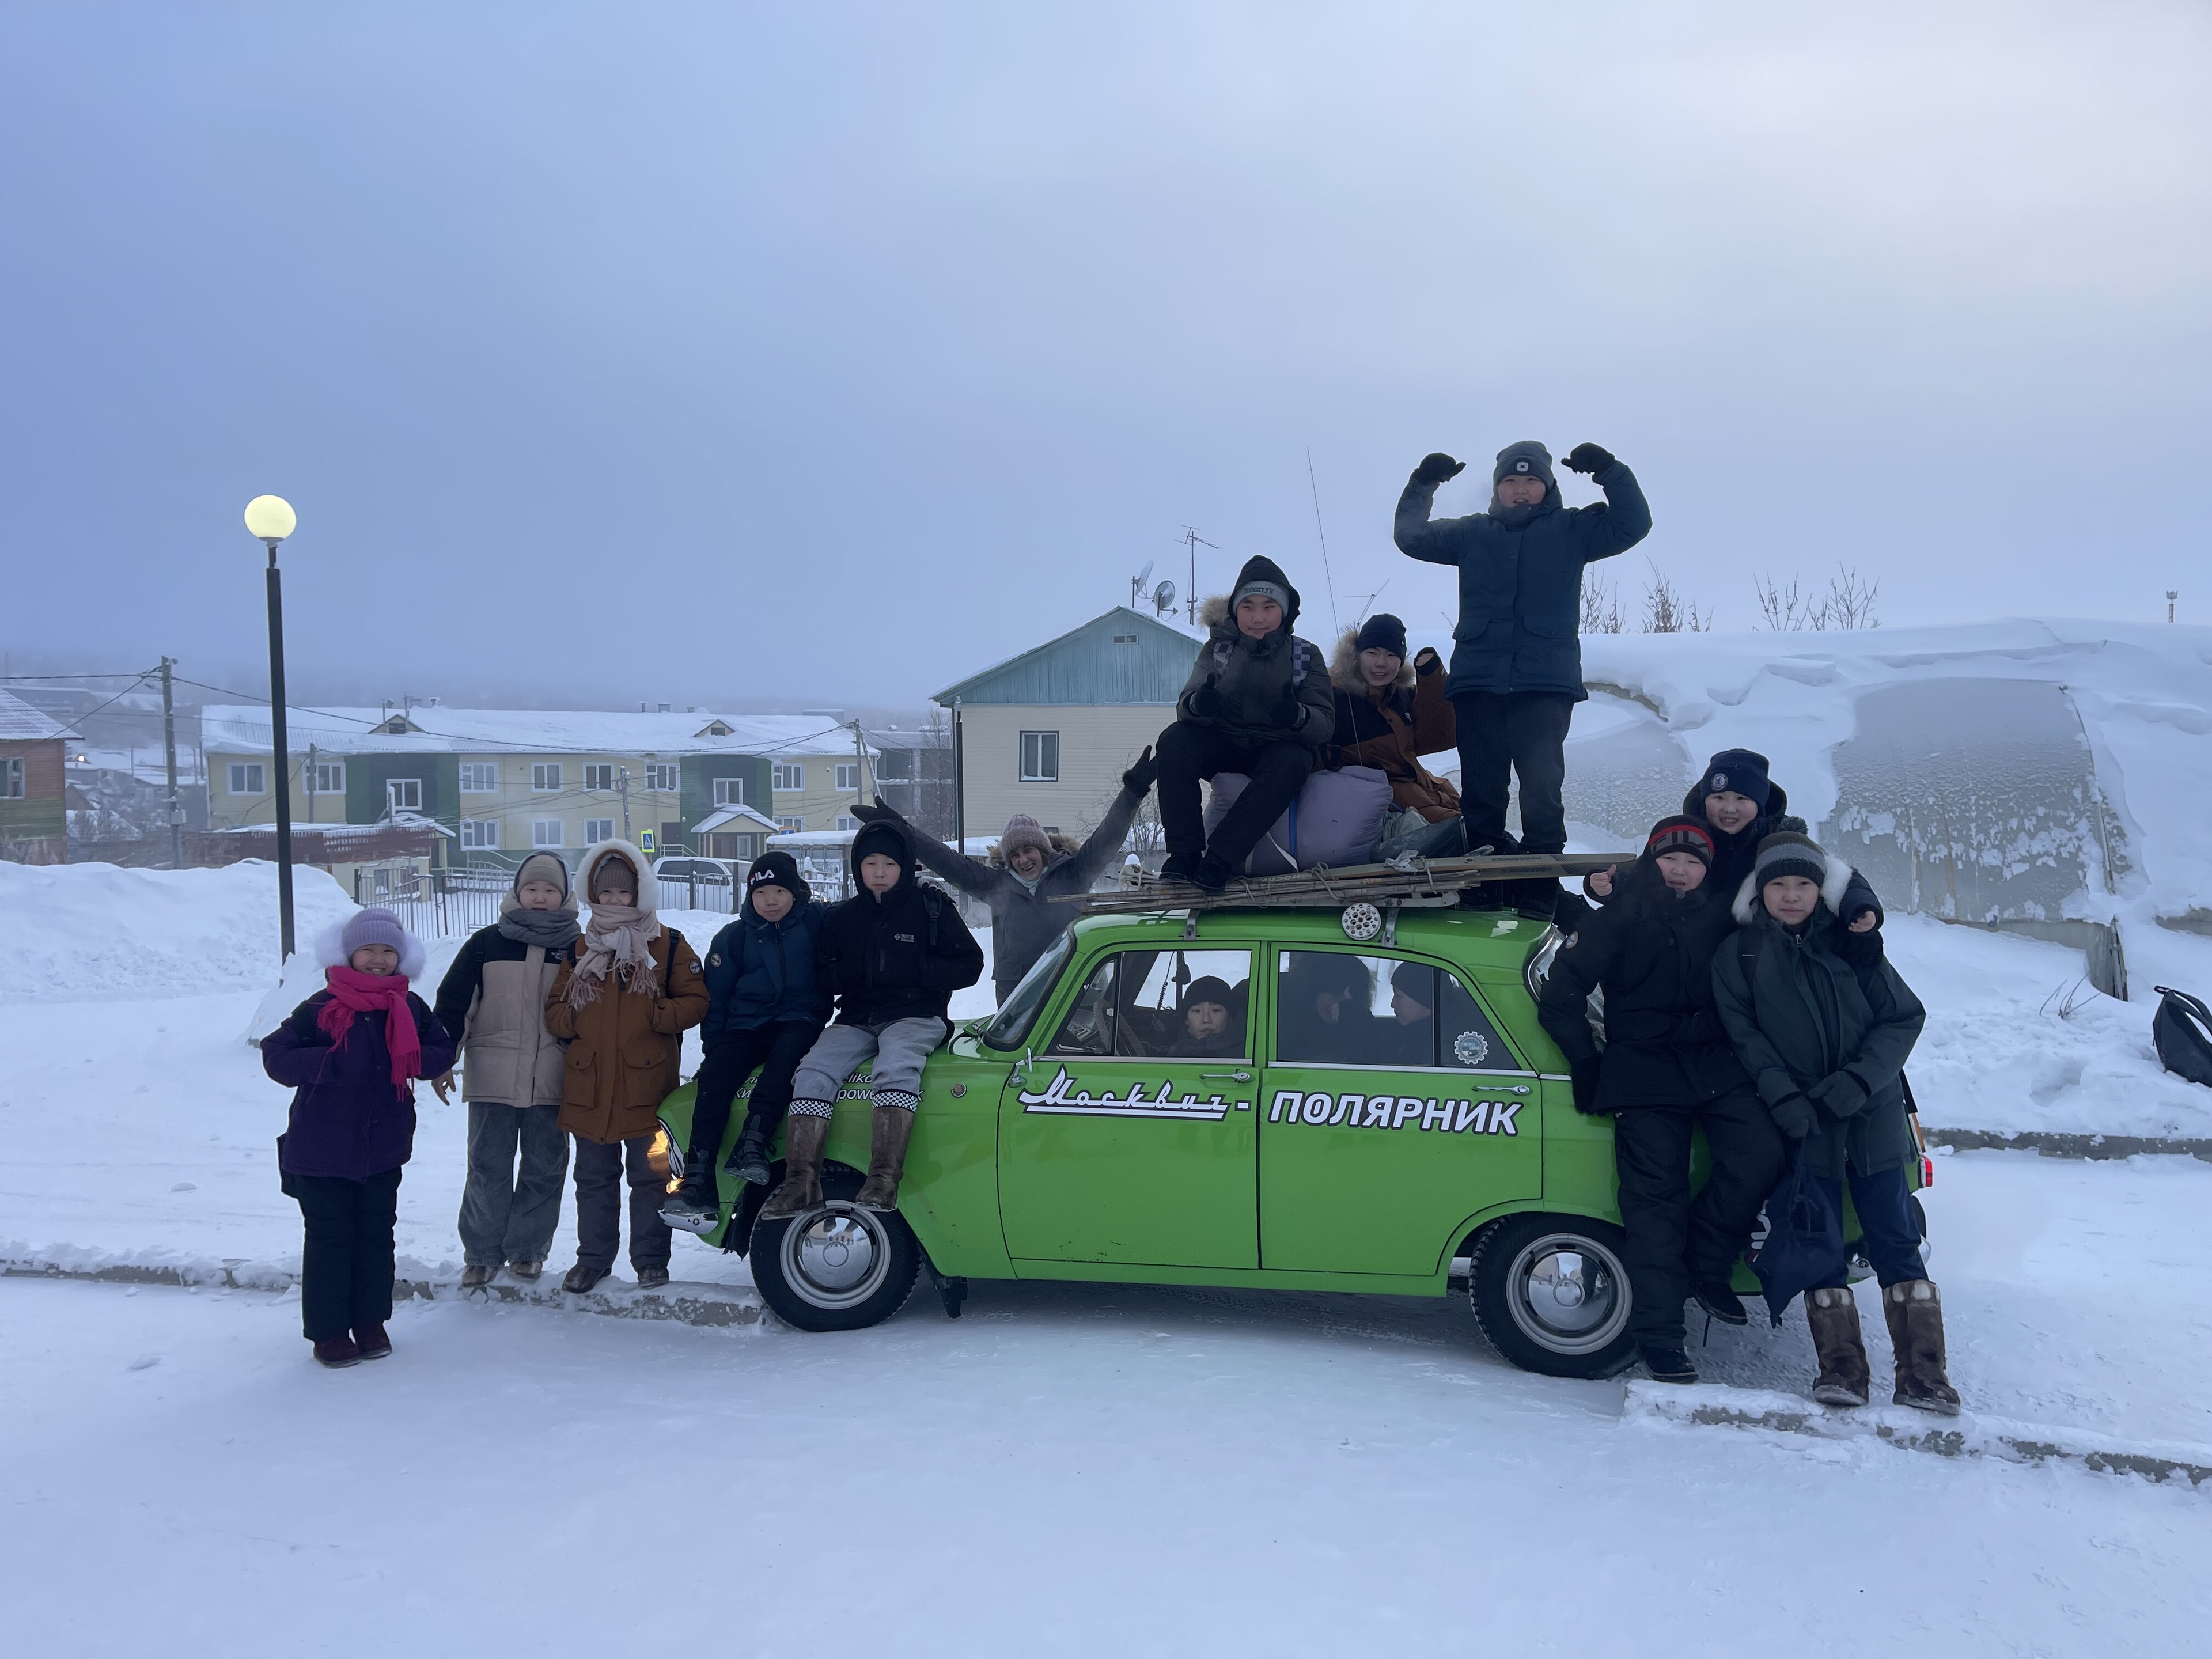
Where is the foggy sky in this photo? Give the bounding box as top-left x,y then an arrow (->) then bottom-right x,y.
2,2 -> 2206,711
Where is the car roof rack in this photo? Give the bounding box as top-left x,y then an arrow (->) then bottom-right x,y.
1062,851 -> 1626,919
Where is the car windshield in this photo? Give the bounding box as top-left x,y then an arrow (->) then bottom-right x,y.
982,931 -> 1075,1050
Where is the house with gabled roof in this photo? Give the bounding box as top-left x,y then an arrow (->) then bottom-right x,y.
0,688 -> 78,864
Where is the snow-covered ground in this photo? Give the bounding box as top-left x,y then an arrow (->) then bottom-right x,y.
7,860 -> 2212,1654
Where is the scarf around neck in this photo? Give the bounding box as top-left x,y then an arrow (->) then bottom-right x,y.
567,904 -> 662,1007
317,967 -> 422,1096
499,899 -> 582,951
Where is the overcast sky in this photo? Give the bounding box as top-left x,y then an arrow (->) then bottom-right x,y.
2,2 -> 2206,710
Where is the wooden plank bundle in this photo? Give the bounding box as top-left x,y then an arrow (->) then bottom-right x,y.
1062,851 -> 1628,916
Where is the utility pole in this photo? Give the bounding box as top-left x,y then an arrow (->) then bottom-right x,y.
849,720 -> 869,812
306,741 -> 318,824
160,657 -> 182,869
952,698 -> 965,854
1179,527 -> 1218,626
618,765 -> 632,841
2169,590 -> 2180,623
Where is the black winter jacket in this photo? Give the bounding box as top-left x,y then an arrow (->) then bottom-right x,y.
702,896 -> 831,1035
1536,863 -> 1751,1110
1176,594 -> 1336,751
1393,458 -> 1650,702
907,786 -> 1144,1001
1711,880 -> 1925,1181
819,822 -> 986,1028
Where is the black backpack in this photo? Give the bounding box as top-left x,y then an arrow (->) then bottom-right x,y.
2152,986 -> 2212,1089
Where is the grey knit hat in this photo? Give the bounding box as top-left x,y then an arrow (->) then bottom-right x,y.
1000,814 -> 1052,863
340,906 -> 408,959
512,851 -> 570,899
1753,830 -> 1828,892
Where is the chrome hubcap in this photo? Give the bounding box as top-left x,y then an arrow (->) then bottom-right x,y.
778,1203 -> 890,1310
1505,1233 -> 1631,1355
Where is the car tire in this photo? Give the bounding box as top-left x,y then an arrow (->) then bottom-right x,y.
1468,1212 -> 1638,1380
748,1161 -> 922,1333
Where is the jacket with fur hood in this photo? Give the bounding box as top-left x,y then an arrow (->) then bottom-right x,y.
818,820 -> 986,1029
544,840 -> 710,1143
1176,577 -> 1336,752
897,790 -> 1144,1001
263,919 -> 456,1181
1711,856 -> 1924,1181
1321,629 -> 1460,822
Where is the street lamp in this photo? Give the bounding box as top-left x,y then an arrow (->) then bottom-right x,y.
244,494 -> 298,963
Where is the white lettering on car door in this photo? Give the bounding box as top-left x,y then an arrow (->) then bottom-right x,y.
1265,1089 -> 1524,1137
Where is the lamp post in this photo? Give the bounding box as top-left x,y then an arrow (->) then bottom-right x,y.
244,494 -> 298,962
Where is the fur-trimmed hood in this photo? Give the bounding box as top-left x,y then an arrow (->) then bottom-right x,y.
312,916 -> 428,982
1329,626 -> 1416,695
1732,853 -> 1854,925
579,838 -> 658,921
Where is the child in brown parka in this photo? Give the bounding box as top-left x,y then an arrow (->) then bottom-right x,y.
546,840 -> 709,1293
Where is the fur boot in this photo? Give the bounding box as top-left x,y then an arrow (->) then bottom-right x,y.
758,1112 -> 830,1219
1883,1279 -> 1963,1416
854,1100 -> 918,1212
1805,1285 -> 1871,1407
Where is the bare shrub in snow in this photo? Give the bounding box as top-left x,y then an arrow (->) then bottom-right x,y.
1641,563 -> 1711,634
1756,566 -> 1881,631
1581,577 -> 1623,635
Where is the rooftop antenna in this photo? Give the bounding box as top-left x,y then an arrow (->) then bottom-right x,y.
1345,579 -> 1391,626
1305,447 -> 1341,638
1179,527 -> 1218,625
1130,559 -> 1154,609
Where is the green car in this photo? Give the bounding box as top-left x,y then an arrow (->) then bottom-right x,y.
657,905 -> 1926,1378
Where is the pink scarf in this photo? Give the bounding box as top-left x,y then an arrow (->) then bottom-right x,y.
317,967 -> 422,1097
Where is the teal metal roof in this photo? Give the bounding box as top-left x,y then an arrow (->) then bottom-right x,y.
933,607 -> 1201,707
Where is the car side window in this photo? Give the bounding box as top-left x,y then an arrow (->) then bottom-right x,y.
1046,949 -> 1253,1060
1274,950 -> 1526,1072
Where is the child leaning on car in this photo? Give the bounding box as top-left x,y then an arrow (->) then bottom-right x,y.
760,820 -> 983,1222
263,906 -> 456,1370
1710,830 -> 1961,1417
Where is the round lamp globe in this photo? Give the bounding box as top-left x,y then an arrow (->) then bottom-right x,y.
243,495 -> 297,544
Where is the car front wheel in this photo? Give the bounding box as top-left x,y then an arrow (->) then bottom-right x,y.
748,1162 -> 922,1332
1468,1213 -> 1638,1379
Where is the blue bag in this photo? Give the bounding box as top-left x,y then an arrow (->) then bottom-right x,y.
1748,1146 -> 1844,1328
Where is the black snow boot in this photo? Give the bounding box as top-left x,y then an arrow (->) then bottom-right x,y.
658,1160 -> 720,1234
1638,1344 -> 1698,1384
1158,851 -> 1200,885
1694,1281 -> 1749,1327
725,1118 -> 774,1186
1190,854 -> 1232,894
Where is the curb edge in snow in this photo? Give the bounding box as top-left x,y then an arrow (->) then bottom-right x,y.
1921,1127 -> 2212,1164
0,1248 -> 765,1329
1624,1381 -> 2212,1491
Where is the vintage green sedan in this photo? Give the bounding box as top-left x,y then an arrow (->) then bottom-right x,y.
656,904 -> 1925,1378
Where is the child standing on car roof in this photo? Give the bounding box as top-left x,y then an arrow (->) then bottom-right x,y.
660,850 -> 831,1233
1393,440 -> 1650,918
544,840 -> 709,1295
431,851 -> 582,1290
1711,830 -> 1959,1416
262,907 -> 456,1369
760,820 -> 983,1219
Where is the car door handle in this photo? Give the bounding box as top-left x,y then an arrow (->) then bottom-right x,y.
1203,1070 -> 1253,1082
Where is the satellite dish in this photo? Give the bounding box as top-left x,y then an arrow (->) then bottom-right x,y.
1153,579 -> 1177,615
1136,559 -> 1154,588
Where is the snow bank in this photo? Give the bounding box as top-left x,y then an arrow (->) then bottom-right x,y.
1,859 -> 358,1005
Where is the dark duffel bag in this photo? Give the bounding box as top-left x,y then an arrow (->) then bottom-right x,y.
2152,986 -> 2212,1088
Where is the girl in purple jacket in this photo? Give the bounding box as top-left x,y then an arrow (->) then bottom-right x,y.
262,907 -> 455,1368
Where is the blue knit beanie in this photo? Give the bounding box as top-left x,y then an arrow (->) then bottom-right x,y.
1699,749 -> 1773,812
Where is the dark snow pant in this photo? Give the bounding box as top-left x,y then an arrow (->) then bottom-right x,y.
1156,722 -> 1312,870
290,1165 -> 402,1343
1612,1088 -> 1786,1347
1812,1165 -> 1927,1289
572,1134 -> 672,1274
1451,691 -> 1575,857
689,1021 -> 826,1161
459,1101 -> 569,1268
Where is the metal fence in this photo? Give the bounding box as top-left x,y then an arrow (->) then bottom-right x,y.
657,871 -> 735,915
355,866 -> 509,938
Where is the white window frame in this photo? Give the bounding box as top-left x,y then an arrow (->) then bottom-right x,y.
645,763 -> 678,792
228,762 -> 265,796
385,778 -> 423,813
459,762 -> 498,794
583,763 -> 615,792
460,818 -> 500,850
713,777 -> 748,807
1019,730 -> 1060,783
531,819 -> 565,849
772,762 -> 804,792
2,757 -> 21,799
835,762 -> 861,792
583,817 -> 616,844
310,760 -> 345,794
531,763 -> 562,793
835,813 -> 859,831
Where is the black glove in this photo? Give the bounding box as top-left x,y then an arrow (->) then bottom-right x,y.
1414,646 -> 1442,676
1570,1055 -> 1605,1115
1189,677 -> 1224,719
1563,442 -> 1616,476
1267,693 -> 1304,729
1808,1070 -> 1870,1119
1771,1094 -> 1817,1140
1120,745 -> 1157,794
849,799 -> 904,825
1411,452 -> 1466,487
